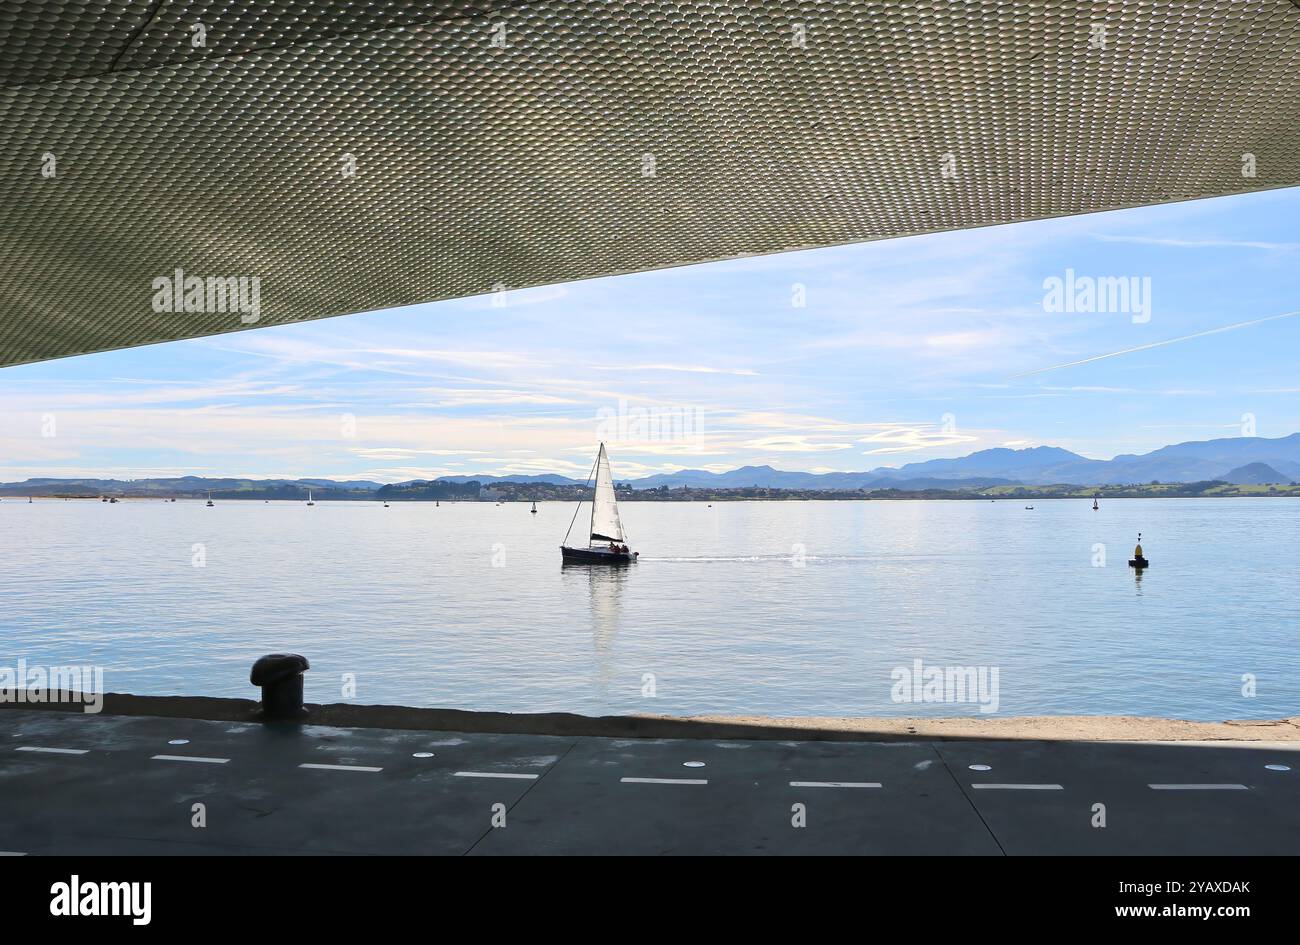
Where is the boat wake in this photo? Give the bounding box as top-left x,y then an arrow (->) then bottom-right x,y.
639,554 -> 887,563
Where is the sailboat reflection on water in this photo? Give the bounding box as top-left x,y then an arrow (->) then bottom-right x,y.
560,443 -> 638,564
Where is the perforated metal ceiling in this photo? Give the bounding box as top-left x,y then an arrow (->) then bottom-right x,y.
3,1 -> 1300,367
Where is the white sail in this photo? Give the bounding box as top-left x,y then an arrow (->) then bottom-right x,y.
588,443 -> 624,543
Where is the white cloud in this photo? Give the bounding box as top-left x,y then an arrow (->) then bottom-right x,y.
1094,235 -> 1300,251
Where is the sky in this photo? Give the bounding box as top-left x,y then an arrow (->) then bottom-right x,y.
3,187 -> 1300,483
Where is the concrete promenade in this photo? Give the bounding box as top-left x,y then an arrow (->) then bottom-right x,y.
1,703 -> 1297,855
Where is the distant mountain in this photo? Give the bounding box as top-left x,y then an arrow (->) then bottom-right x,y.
434,473 -> 583,486
0,476 -> 384,497
631,466 -> 828,489
869,446 -> 1093,483
1094,434 -> 1300,484
376,479 -> 481,501
859,434 -> 1300,487
8,433 -> 1300,495
626,465 -> 1015,490
608,434 -> 1300,488
1220,463 -> 1292,485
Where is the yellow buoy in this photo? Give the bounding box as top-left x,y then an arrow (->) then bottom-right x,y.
1128,532 -> 1149,569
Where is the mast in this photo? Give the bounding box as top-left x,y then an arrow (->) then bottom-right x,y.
587,447 -> 600,544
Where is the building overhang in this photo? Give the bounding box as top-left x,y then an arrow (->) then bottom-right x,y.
3,0 -> 1299,367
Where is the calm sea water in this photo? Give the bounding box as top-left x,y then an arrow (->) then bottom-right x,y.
1,497 -> 1296,720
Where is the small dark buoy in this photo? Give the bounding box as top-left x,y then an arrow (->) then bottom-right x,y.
1128,532 -> 1150,569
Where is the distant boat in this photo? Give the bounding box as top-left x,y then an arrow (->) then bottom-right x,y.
28,497 -> 32,504
206,491 -> 214,508
383,501 -> 389,508
561,443 -> 637,564
531,501 -> 538,514
1093,497 -> 1099,510
109,497 -> 118,504
1024,505 -> 1034,510
306,489 -> 314,507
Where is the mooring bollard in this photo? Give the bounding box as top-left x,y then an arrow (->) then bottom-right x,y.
250,653 -> 310,720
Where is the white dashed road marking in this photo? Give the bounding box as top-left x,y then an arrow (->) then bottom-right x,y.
453,771 -> 538,780
1148,783 -> 1249,791
151,754 -> 230,764
789,781 -> 882,788
621,777 -> 709,785
299,763 -> 383,773
972,783 -> 1064,790
16,746 -> 87,755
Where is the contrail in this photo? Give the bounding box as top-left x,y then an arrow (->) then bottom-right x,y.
1015,309 -> 1300,378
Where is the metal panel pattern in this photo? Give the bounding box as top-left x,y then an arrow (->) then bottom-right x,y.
2,1 -> 1299,366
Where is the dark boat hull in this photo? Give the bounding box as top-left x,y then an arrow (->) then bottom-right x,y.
1128,557 -> 1150,569
561,545 -> 637,564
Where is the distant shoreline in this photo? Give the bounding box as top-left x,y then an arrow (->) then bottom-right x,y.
9,486 -> 1300,502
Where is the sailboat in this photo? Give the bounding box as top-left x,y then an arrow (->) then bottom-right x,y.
306,488 -> 315,506
561,443 -> 637,563
531,501 -> 538,514
205,491 -> 214,507
1092,497 -> 1099,510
